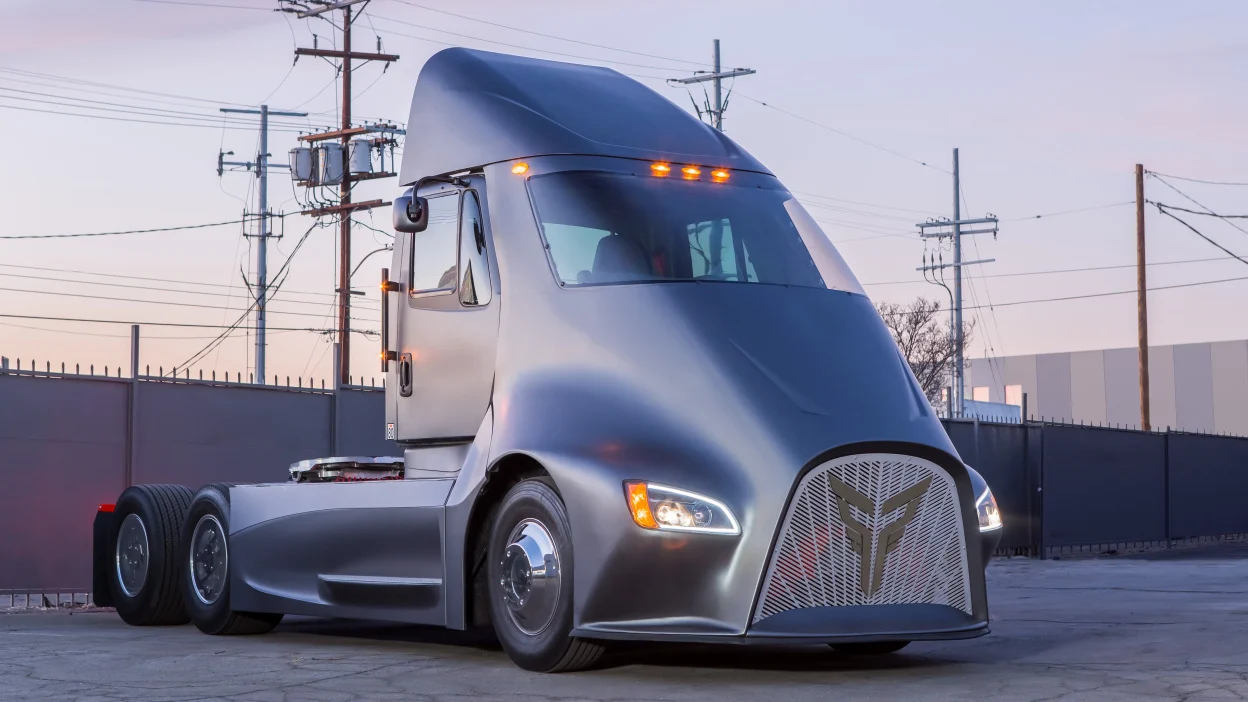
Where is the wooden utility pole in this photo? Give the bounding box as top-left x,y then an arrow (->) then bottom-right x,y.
290,0 -> 399,385
338,3 -> 353,386
1136,164 -> 1152,431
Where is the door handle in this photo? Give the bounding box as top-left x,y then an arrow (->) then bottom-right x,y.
399,352 -> 413,397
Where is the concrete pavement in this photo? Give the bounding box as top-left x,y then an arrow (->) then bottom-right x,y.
3,549 -> 1247,701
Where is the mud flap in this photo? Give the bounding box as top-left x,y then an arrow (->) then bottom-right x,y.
92,507 -> 116,608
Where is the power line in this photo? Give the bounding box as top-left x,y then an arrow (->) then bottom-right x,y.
1145,171 -> 1248,187
0,102 -> 312,133
0,270 -> 344,306
0,311 -> 345,332
0,219 -> 253,240
792,190 -> 940,216
0,91 -> 320,130
0,66 -> 249,109
1147,201 -> 1248,220
1152,205 -> 1248,267
0,284 -> 379,320
1148,173 -> 1248,238
369,14 -> 687,73
879,272 -> 1248,317
133,0 -> 274,8
386,0 -> 713,68
1003,201 -> 1133,222
0,320 -> 301,340
862,254 -> 1241,286
734,93 -> 948,173
0,262 -> 371,301
0,86 -> 321,128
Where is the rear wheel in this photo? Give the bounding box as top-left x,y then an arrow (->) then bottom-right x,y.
181,484 -> 283,635
109,484 -> 195,626
487,479 -> 604,673
829,641 -> 910,656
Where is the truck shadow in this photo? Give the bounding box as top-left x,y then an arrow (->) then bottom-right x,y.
273,618 -> 1036,672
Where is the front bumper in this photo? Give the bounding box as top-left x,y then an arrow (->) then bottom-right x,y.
568,448 -> 994,644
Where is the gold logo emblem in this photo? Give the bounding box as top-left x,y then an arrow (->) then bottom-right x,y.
827,475 -> 932,596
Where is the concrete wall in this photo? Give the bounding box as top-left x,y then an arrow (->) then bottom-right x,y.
964,339 -> 1248,436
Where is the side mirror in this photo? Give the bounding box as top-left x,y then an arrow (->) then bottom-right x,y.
393,193 -> 428,233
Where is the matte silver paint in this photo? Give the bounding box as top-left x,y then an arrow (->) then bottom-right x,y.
224,48 -> 991,647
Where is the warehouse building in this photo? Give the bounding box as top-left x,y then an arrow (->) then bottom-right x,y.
965,340 -> 1248,436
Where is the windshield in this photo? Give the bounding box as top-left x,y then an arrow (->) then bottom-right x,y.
527,170 -> 863,293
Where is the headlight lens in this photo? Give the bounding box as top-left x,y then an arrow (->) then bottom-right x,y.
623,482 -> 740,535
976,487 -> 1003,532
966,464 -> 1003,532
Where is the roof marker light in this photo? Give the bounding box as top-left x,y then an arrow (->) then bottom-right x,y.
650,163 -> 671,176
511,162 -> 529,174
681,166 -> 701,179
711,169 -> 730,182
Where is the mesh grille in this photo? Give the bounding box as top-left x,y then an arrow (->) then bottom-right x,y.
753,453 -> 971,623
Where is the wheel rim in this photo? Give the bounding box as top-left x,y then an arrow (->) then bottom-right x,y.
189,514 -> 228,605
115,514 -> 149,597
499,518 -> 561,635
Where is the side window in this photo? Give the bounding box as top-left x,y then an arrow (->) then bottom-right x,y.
410,193 -> 459,295
458,190 -> 492,306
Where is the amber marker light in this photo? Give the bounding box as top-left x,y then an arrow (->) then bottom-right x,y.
681,166 -> 701,179
511,162 -> 529,174
711,169 -> 730,183
625,481 -> 658,528
650,162 -> 672,176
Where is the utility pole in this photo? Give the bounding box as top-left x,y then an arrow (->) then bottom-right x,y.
669,39 -> 756,132
952,149 -> 963,413
1136,164 -> 1152,431
218,104 -> 307,382
916,148 -> 999,417
288,0 -> 400,385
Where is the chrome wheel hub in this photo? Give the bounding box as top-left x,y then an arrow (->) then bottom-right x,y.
115,514 -> 149,597
499,519 -> 561,635
189,514 -> 228,605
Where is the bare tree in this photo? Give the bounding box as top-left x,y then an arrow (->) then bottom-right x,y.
875,297 -> 974,406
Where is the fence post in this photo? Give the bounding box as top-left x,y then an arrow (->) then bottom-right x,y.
1164,429 -> 1171,545
126,325 -> 139,488
330,342 -> 341,457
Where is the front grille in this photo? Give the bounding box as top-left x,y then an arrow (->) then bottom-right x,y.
753,453 -> 971,623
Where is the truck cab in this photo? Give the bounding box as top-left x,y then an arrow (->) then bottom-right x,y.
94,47 -> 1003,673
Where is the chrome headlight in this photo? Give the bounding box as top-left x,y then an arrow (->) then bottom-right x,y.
623,482 -> 741,535
966,465 -> 1003,532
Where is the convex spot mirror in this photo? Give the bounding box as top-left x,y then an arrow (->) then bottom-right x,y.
393,192 -> 429,233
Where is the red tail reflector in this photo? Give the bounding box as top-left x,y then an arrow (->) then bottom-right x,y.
98,504 -> 115,513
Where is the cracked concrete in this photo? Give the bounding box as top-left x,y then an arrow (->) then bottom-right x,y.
4,548 -> 1247,701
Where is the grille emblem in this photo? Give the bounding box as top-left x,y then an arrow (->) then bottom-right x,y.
827,475 -> 933,596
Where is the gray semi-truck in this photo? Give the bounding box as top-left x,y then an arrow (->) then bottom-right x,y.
93,48 -> 1004,673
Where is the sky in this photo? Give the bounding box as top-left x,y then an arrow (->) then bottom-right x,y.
2,0 -> 1247,386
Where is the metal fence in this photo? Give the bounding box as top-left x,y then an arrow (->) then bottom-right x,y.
4,368 -> 1248,600
942,418 -> 1248,558
0,367 -> 395,597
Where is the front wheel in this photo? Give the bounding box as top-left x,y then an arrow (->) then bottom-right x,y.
486,479 -> 605,672
829,641 -> 910,656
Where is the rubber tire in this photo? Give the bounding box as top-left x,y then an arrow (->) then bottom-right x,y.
487,479 -> 605,673
109,484 -> 195,626
181,483 -> 284,635
829,641 -> 910,656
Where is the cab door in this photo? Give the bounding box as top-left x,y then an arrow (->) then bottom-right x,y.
391,177 -> 499,442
